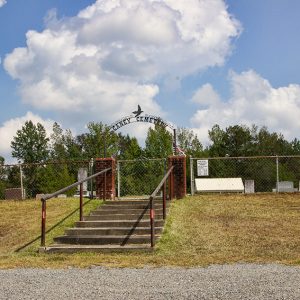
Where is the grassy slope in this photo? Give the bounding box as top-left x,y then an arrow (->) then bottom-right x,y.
0,194 -> 300,268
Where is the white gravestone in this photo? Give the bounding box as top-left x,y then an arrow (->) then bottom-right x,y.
78,168 -> 88,192
244,180 -> 255,193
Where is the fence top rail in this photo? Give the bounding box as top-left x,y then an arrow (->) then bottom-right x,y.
149,166 -> 174,200
41,168 -> 111,202
118,158 -> 167,163
0,159 -> 92,168
190,155 -> 300,160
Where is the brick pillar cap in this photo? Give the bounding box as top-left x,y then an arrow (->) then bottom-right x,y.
95,157 -> 116,161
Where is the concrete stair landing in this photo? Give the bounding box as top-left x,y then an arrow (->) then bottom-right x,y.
40,198 -> 169,253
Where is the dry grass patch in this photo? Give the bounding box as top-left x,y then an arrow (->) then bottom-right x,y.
157,193 -> 300,265
0,193 -> 300,268
0,197 -> 100,253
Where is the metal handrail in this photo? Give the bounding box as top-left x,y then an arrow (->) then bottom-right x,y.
149,165 -> 174,247
40,168 -> 111,247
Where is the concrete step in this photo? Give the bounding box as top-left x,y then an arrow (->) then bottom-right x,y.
83,214 -> 163,225
54,234 -> 159,245
65,227 -> 163,236
100,202 -> 169,208
98,204 -> 167,211
76,220 -> 164,228
40,244 -> 153,253
104,200 -> 167,205
85,213 -> 164,220
90,207 -> 163,215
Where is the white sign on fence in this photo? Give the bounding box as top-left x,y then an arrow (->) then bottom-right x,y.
197,160 -> 209,176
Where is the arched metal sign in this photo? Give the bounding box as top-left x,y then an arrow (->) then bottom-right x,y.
109,114 -> 175,132
107,105 -> 177,155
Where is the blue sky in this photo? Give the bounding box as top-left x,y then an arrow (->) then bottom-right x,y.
0,0 -> 300,162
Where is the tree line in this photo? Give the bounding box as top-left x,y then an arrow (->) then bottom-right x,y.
1,121 -> 300,197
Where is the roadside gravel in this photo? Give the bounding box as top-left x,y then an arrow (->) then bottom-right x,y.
0,264 -> 300,299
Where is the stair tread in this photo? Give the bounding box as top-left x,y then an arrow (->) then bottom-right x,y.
68,227 -> 163,230
56,234 -> 160,238
40,244 -> 153,253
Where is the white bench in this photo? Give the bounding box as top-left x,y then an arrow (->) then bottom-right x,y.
195,178 -> 244,193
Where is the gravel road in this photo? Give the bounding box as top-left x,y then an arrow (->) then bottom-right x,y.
0,264 -> 300,299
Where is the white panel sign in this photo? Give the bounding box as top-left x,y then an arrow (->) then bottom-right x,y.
197,160 -> 209,176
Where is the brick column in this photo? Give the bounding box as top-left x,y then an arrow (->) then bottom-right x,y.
95,158 -> 116,200
168,156 -> 186,199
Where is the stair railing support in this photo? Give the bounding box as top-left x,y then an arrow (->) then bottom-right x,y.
150,196 -> 155,247
79,183 -> 83,221
163,182 -> 166,220
148,165 -> 174,248
41,199 -> 46,247
40,168 -> 111,247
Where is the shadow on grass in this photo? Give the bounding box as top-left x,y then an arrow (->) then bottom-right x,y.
15,199 -> 93,253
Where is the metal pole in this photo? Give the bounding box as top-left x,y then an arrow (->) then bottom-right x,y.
104,131 -> 107,158
171,169 -> 175,199
190,158 -> 194,196
169,170 -> 172,200
117,161 -> 120,199
150,197 -> 155,247
104,172 -> 107,201
276,156 -> 279,192
79,183 -> 83,221
173,129 -> 177,155
163,183 -> 166,219
19,165 -> 24,200
90,158 -> 94,199
41,200 -> 46,247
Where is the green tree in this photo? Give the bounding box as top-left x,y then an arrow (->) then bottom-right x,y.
76,122 -> 119,159
177,127 -> 203,156
144,124 -> 173,158
50,122 -> 68,160
11,121 -> 49,163
118,134 -> 142,159
11,121 -> 50,197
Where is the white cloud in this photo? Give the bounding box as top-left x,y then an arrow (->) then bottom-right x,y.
191,83 -> 221,107
4,0 -> 241,128
0,112 -> 54,163
0,0 -> 6,8
191,70 -> 300,143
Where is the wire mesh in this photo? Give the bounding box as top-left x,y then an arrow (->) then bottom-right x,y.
117,158 -> 167,198
0,160 -> 92,200
190,156 -> 300,194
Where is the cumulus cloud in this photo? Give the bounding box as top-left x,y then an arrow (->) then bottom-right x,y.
4,0 -> 241,128
191,70 -> 300,143
0,112 -> 54,163
0,0 -> 6,8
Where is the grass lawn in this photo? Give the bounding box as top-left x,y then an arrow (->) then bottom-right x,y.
0,194 -> 300,268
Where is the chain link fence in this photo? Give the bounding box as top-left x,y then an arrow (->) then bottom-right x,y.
190,156 -> 300,194
0,160 -> 93,200
117,158 -> 167,198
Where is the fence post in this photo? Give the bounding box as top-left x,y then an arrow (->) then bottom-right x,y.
41,199 -> 46,247
276,156 -> 279,192
190,157 -> 194,196
117,161 -> 120,199
79,183 -> 83,221
163,182 -> 166,219
19,165 -> 24,200
150,196 -> 155,247
89,158 -> 94,199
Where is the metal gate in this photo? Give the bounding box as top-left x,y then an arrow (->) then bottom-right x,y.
117,158 -> 167,199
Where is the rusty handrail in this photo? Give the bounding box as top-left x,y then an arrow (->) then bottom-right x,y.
149,165 -> 174,247
41,168 -> 111,247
